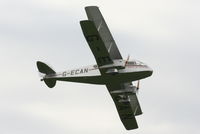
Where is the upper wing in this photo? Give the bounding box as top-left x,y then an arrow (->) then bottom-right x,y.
106,82 -> 142,130
80,6 -> 122,66
80,20 -> 113,66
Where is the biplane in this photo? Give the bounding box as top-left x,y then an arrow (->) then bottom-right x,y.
37,6 -> 153,130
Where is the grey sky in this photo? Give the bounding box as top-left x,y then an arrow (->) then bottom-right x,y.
0,0 -> 200,134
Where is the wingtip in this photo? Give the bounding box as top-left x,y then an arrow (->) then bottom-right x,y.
36,61 -> 42,69
85,6 -> 99,10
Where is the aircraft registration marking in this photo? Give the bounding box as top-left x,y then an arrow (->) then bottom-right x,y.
86,35 -> 99,42
62,68 -> 90,76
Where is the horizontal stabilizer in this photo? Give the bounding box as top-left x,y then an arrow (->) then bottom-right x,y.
37,61 -> 55,74
44,79 -> 56,88
36,61 -> 56,88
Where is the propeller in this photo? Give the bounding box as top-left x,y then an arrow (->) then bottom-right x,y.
136,80 -> 140,94
124,54 -> 130,67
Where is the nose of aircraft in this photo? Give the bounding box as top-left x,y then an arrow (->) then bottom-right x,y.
147,66 -> 153,77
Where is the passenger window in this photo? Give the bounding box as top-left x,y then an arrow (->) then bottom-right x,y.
93,65 -> 98,68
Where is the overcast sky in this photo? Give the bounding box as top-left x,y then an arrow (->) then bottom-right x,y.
0,0 -> 200,134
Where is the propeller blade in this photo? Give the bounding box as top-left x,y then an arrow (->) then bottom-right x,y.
136,80 -> 140,89
135,81 -> 140,94
124,54 -> 130,66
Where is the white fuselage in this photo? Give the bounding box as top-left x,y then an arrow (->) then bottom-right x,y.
45,60 -> 153,85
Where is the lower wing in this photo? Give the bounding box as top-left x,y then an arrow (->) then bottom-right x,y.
106,82 -> 142,130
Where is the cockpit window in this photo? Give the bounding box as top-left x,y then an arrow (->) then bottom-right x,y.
128,61 -> 137,65
128,60 -> 145,66
93,65 -> 98,68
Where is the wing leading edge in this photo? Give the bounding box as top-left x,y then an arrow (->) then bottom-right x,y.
85,6 -> 122,60
80,6 -> 122,67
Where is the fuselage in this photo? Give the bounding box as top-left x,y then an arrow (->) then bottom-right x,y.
44,60 -> 153,85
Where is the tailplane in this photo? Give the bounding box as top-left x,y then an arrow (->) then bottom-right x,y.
36,61 -> 56,88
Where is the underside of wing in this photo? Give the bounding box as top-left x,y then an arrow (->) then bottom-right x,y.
106,82 -> 142,130
84,6 -> 122,60
80,20 -> 113,66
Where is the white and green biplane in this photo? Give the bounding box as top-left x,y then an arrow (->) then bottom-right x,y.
37,6 -> 153,130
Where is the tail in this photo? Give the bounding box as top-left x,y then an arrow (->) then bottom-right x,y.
36,61 -> 56,88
